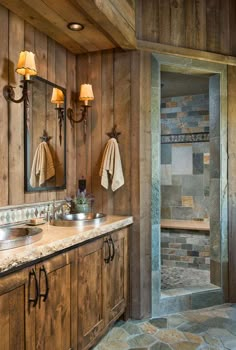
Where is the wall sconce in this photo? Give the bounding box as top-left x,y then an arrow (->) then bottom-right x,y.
51,87 -> 64,145
4,50 -> 37,104
67,83 -> 94,142
3,51 -> 37,129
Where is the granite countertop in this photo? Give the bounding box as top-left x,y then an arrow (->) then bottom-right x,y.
0,215 -> 133,275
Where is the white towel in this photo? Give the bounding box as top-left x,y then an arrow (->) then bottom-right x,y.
99,138 -> 124,191
30,142 -> 55,187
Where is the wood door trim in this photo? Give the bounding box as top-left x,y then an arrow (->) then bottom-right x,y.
137,39 -> 236,66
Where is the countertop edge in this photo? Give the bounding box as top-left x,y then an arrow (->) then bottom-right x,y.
0,215 -> 133,276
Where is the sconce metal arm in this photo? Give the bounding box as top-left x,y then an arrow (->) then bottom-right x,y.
3,80 -> 31,104
67,105 -> 91,126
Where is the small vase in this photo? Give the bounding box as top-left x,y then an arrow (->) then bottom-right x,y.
75,203 -> 90,213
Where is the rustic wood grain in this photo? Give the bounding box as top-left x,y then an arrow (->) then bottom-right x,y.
77,238 -> 105,350
76,53 -> 89,196
8,12 -> 25,205
101,50 -> 114,215
66,51 -> 77,198
113,49 -> 131,215
0,5 -> 9,206
0,267 -> 32,350
90,52 -> 102,213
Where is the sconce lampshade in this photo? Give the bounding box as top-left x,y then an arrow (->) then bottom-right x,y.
79,84 -> 94,105
51,88 -> 64,106
15,51 -> 37,80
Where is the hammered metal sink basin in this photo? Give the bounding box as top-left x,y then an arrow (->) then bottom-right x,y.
51,213 -> 107,227
0,227 -> 43,251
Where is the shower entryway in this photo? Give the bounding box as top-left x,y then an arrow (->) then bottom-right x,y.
151,53 -> 228,317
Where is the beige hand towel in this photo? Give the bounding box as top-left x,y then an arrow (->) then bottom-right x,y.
99,138 -> 124,191
30,141 -> 55,187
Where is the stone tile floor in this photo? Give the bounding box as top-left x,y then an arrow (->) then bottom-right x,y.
93,304 -> 236,350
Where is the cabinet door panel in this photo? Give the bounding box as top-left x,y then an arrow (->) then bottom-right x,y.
104,228 -> 128,325
35,251 -> 76,350
0,268 -> 33,350
78,239 -> 105,349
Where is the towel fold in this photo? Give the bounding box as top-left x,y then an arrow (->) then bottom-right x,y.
99,138 -> 124,191
30,141 -> 55,187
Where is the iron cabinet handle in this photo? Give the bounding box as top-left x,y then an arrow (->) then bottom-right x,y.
109,237 -> 115,261
28,268 -> 39,307
104,238 -> 111,263
39,265 -> 49,302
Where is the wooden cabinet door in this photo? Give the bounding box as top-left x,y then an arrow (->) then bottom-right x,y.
77,238 -> 105,350
104,228 -> 128,326
0,267 -> 34,350
35,251 -> 76,350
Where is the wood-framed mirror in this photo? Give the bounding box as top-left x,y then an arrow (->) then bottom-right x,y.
24,76 -> 66,192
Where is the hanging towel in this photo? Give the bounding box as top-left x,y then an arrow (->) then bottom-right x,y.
99,138 -> 124,191
30,141 -> 55,187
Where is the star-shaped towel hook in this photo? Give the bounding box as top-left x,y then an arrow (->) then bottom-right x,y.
106,124 -> 121,143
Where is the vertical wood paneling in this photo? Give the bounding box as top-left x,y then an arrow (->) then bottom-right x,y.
0,8 -> 77,207
113,50 -> 131,215
0,5 -> 9,206
90,52 -> 102,212
170,0 -> 185,47
136,0 -> 235,55
159,0 -> 171,44
34,31 -> 48,203
228,65 -> 236,302
195,0 -> 207,50
24,23 -> 36,204
66,51 -> 77,198
8,13 -> 24,205
76,54 -> 88,195
206,0 -> 220,53
55,43 -> 67,200
185,0 -> 195,48
47,37 -> 56,202
101,50 -> 114,215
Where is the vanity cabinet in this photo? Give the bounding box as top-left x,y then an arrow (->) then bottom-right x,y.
77,227 -> 128,350
0,225 -> 130,350
0,251 -> 76,350
0,267 -> 31,350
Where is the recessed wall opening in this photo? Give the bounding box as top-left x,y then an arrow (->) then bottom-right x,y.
160,71 -> 218,296
151,54 -> 228,317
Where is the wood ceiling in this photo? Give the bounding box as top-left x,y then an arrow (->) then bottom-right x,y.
0,0 -> 136,53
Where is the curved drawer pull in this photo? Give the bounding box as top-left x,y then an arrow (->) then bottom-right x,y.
104,238 -> 111,263
109,237 -> 115,261
28,268 -> 39,307
39,265 -> 49,302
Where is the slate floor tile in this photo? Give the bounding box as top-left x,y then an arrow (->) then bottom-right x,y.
92,304 -> 236,350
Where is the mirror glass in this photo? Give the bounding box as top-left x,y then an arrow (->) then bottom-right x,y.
24,76 -> 66,192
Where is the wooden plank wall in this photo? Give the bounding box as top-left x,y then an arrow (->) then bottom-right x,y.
76,49 -> 152,318
136,0 -> 236,56
0,4 -> 76,206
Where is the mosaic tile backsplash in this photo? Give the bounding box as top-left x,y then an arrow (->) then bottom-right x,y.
0,200 -> 63,226
161,94 -> 210,221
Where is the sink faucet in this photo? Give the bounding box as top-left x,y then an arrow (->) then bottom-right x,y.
51,200 -> 71,220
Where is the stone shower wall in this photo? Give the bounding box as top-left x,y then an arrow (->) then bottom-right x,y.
161,94 -> 210,220
161,229 -> 210,270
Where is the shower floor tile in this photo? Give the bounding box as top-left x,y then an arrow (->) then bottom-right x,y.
161,265 -> 210,290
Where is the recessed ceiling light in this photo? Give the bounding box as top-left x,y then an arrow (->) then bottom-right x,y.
67,22 -> 84,31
